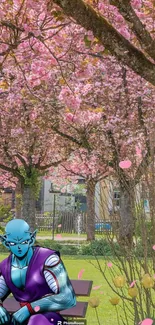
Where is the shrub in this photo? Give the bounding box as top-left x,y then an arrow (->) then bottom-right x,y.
60,245 -> 80,255
135,221 -> 152,237
35,239 -> 80,255
134,239 -> 152,257
36,239 -> 62,251
35,238 -> 123,256
0,198 -> 12,222
80,239 -> 121,256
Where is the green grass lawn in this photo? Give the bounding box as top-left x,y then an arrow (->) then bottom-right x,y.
37,230 -> 106,239
63,256 -> 119,325
0,229 -> 108,239
37,231 -> 86,237
0,253 -> 128,325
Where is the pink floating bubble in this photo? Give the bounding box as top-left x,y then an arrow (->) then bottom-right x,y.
34,306 -> 40,312
130,280 -> 137,288
119,160 -> 132,169
78,269 -> 85,279
107,262 -> 113,268
100,291 -> 104,294
92,285 -> 102,290
152,245 -> 155,250
139,319 -> 153,325
56,234 -> 62,238
51,319 -> 54,322
57,224 -> 62,228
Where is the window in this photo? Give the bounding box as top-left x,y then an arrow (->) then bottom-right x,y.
113,189 -> 120,211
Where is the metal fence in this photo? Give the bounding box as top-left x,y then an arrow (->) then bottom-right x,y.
60,211 -> 87,234
35,213 -> 53,231
35,211 -> 87,233
35,212 -> 119,234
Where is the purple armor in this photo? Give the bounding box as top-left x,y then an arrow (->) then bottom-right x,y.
0,246 -> 67,325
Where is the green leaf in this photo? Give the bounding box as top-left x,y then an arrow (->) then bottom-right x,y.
84,35 -> 92,48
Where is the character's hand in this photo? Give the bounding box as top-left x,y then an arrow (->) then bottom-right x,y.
0,306 -> 10,324
12,306 -> 30,325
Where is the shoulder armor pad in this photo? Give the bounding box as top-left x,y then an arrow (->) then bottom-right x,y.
44,254 -> 60,268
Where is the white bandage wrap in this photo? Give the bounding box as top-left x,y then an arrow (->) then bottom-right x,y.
0,275 -> 9,298
43,254 -> 60,294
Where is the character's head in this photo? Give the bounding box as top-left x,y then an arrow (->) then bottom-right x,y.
0,219 -> 38,258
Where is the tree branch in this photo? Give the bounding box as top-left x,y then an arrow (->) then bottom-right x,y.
134,151 -> 150,186
134,97 -> 151,184
106,130 -> 131,190
37,159 -> 66,170
0,20 -> 24,32
0,163 -> 24,181
110,0 -> 155,61
15,153 -> 28,170
51,125 -> 83,146
53,0 -> 155,85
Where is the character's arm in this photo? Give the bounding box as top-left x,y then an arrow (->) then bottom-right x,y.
30,253 -> 76,313
0,274 -> 11,323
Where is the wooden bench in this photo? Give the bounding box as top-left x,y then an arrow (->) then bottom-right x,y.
3,279 -> 93,321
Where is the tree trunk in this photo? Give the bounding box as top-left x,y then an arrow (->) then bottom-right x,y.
119,188 -> 135,246
86,180 -> 96,241
21,185 -> 36,231
15,181 -> 23,218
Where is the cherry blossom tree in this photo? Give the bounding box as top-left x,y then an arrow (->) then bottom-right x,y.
49,148 -> 112,241
50,58 -> 155,243
0,101 -> 70,229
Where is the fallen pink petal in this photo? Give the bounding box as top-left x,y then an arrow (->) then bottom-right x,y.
34,306 -> 40,312
57,224 -> 62,228
136,146 -> 142,156
152,245 -> 155,250
107,262 -> 113,268
56,234 -> 62,238
92,285 -> 102,290
130,280 -> 137,287
78,269 -> 85,279
119,160 -> 132,169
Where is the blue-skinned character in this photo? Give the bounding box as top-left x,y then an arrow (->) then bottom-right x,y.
0,219 -> 76,325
